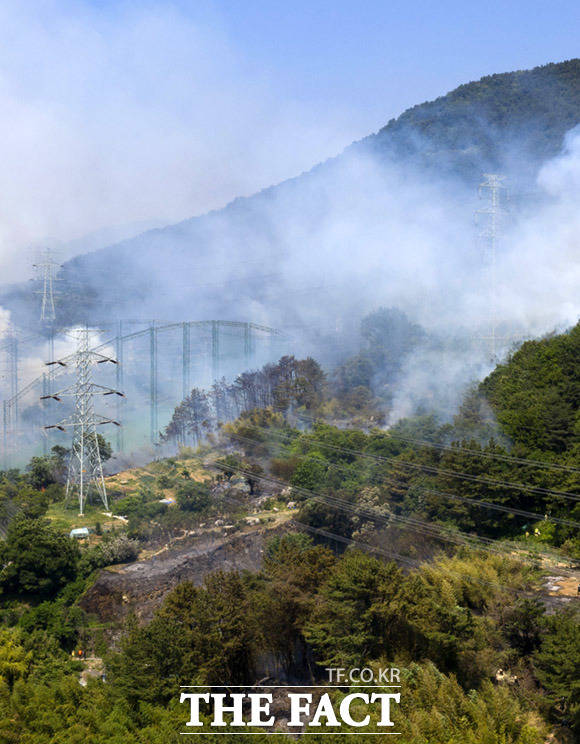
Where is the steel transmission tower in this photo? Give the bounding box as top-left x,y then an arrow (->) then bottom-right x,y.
476,174 -> 507,360
33,247 -> 59,324
42,329 -> 124,515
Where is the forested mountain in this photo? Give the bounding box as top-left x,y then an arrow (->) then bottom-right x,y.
360,59 -> 580,180
4,60 -> 580,332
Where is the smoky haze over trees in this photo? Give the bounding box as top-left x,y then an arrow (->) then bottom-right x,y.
2,60 -> 578,429
14,58 -> 578,336
2,60 -> 580,433
163,356 -> 326,446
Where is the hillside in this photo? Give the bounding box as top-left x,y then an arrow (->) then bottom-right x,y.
5,59 -> 580,332
1,321 -> 579,740
362,59 -> 580,180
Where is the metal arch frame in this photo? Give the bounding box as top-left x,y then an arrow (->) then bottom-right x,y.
87,320 -> 284,447
1,319 -> 287,464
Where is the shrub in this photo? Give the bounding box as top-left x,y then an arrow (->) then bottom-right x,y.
176,481 -> 212,512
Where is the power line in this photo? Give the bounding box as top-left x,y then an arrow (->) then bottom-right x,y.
216,483 -> 551,600
287,521 -> 559,601
209,459 -> 574,599
227,419 -> 580,504
271,405 -> 580,475
210,460 -> 551,567
223,424 -> 575,568
225,429 -> 580,530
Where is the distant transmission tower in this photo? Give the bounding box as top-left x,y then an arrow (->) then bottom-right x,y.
33,247 -> 59,324
476,174 -> 507,360
42,328 -> 124,515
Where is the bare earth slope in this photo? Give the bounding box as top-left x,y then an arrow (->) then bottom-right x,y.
80,523 -> 289,623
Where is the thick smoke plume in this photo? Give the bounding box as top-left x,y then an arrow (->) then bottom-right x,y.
0,0 -> 358,284
49,124 -> 580,351
0,7 -> 578,447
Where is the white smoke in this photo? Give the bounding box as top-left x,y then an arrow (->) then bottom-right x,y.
0,2 -> 578,439
0,308 -> 10,338
494,126 -> 580,334
0,0 -> 362,284
388,128 -> 580,424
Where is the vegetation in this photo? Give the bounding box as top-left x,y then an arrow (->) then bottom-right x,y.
0,517 -> 79,598
163,355 -> 328,446
333,307 -> 427,408
0,322 -> 578,741
0,532 -> 575,741
480,323 -> 580,459
219,322 -> 580,555
365,59 -> 580,181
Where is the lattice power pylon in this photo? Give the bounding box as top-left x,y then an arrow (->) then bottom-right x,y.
476,174 -> 507,360
33,247 -> 60,324
42,328 -> 124,515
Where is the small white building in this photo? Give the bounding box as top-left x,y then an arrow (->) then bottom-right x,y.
70,527 -> 90,539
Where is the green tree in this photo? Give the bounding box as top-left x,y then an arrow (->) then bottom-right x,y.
0,517 -> 79,598
13,485 -> 50,519
96,434 -> 113,462
27,456 -> 57,490
501,598 -> 545,656
258,534 -> 335,672
305,551 -> 404,667
290,459 -> 327,491
0,627 -> 31,690
534,607 -> 580,731
111,572 -> 259,706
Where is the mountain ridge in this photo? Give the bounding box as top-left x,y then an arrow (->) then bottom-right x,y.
5,58 -> 580,331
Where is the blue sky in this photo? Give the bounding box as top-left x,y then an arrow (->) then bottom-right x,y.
111,0 -> 580,138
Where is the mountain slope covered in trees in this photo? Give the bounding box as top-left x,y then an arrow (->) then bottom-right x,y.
0,321 -> 578,740
361,59 -> 580,180
5,59 -> 580,330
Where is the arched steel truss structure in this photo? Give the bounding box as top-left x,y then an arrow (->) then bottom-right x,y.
1,320 -> 286,467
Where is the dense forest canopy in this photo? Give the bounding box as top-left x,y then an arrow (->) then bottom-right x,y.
0,319 -> 579,741
364,59 -> 580,180
480,322 -> 580,456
